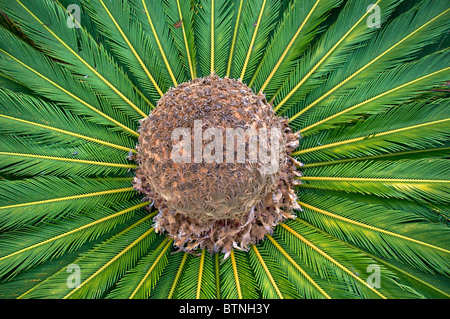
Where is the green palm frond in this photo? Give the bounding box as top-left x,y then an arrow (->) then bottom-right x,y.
226,0 -> 281,82
132,0 -> 188,86
248,244 -> 298,299
270,0 -> 401,111
83,0 -> 166,100
249,0 -> 342,95
0,26 -> 139,135
18,213 -> 157,299
282,0 -> 449,121
0,0 -> 448,301
175,248 -> 217,299
151,251 -> 190,299
278,222 -> 407,299
0,199 -> 149,280
194,0 -> 234,77
0,176 -> 136,230
107,236 -> 173,299
220,250 -> 258,299
295,190 -> 450,276
296,98 -> 449,162
291,49 -> 450,133
0,135 -> 136,177
300,158 -> 450,204
0,90 -> 135,152
163,0 -> 198,79
0,0 -> 152,117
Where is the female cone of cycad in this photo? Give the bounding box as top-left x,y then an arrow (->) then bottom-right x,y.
133,74 -> 302,256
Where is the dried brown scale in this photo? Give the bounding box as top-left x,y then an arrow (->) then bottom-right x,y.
133,74 -> 302,256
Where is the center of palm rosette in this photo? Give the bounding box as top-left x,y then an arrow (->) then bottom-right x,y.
132,73 -> 302,256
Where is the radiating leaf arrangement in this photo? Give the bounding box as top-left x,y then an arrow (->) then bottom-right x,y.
0,0 -> 449,299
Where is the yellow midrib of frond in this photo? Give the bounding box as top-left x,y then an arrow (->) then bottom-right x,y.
141,0 -> 178,87
215,253 -> 221,298
0,48 -> 139,137
0,186 -> 134,210
298,201 -> 450,255
176,0 -> 196,79
129,237 -> 173,299
17,0 -> 150,117
240,0 -> 267,80
0,202 -> 151,263
230,250 -> 242,299
0,151 -> 137,168
267,235 -> 331,299
196,248 -> 206,299
252,245 -> 283,299
281,223 -> 387,299
98,0 -> 163,101
168,252 -> 188,299
299,176 -> 450,183
210,0 -> 215,74
0,114 -> 137,153
293,118 -> 450,156
298,67 -> 450,133
286,8 -> 450,119
54,0 -> 81,28
302,147 -> 450,169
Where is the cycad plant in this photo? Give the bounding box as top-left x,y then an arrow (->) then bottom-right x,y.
0,0 -> 448,299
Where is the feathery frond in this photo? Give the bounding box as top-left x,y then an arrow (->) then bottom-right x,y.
194,0 -> 234,77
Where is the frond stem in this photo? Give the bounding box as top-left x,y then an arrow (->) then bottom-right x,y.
196,248 -> 206,299
141,0 -> 178,87
129,237 -> 173,299
286,8 -> 450,120
215,253 -> 221,299
0,186 -> 135,210
168,252 -> 188,299
259,0 -> 321,95
299,176 -> 450,183
226,0 -> 244,77
266,235 -> 331,299
281,223 -> 387,299
297,201 -> 450,255
176,0 -> 196,79
301,147 -> 450,168
240,0 -> 267,80
230,250 -> 242,299
210,0 -> 215,74
252,245 -> 283,298
16,0 -> 150,117
292,118 -> 450,156
0,152 -> 137,169
0,114 -> 137,153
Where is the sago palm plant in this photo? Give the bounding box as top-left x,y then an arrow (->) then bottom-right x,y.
0,0 -> 448,299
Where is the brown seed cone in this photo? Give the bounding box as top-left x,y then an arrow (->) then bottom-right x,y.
133,74 -> 302,255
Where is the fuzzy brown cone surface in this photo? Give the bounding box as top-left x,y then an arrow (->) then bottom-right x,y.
133,74 -> 301,255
